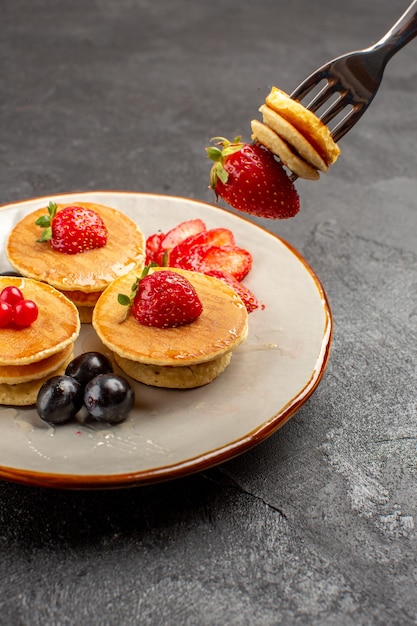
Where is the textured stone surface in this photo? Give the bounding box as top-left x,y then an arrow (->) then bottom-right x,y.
0,0 -> 416,624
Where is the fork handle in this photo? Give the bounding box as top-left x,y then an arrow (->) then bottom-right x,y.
373,0 -> 417,59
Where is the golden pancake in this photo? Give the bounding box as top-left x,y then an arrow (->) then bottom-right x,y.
0,351 -> 74,406
0,276 -> 80,366
92,268 -> 248,370
6,202 -> 145,294
0,343 -> 74,384
259,104 -> 328,172
113,351 -> 233,389
265,87 -> 340,165
251,119 -> 320,180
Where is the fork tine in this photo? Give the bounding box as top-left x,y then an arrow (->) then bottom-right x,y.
331,105 -> 367,142
303,80 -> 339,113
290,68 -> 329,101
319,92 -> 351,126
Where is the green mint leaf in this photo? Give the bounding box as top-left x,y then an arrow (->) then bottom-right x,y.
117,294 -> 132,306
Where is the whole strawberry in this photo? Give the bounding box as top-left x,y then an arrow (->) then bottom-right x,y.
206,137 -> 300,219
118,268 -> 203,328
36,202 -> 108,254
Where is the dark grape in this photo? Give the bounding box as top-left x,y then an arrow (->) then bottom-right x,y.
84,374 -> 134,424
36,375 -> 83,424
65,351 -> 113,389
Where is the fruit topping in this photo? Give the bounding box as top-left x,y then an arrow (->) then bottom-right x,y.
0,285 -> 24,306
37,375 -> 84,425
144,219 -> 260,313
203,270 -> 261,314
35,202 -> 108,254
118,266 -> 203,328
206,136 -> 300,219
0,302 -> 14,328
13,299 -> 39,327
65,351 -> 113,389
0,285 -> 38,328
36,352 -> 135,425
83,373 -> 135,424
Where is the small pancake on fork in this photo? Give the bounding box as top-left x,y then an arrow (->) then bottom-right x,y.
265,87 -> 340,166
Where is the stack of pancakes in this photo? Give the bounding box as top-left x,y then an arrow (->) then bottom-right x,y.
251,87 -> 340,180
92,268 -> 248,389
0,277 -> 80,406
6,201 -> 145,322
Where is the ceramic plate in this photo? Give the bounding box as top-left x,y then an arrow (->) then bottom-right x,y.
0,191 -> 332,489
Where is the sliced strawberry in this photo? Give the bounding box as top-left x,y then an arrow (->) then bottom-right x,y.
159,219 -> 206,255
145,232 -> 165,264
204,270 -> 260,313
198,245 -> 252,282
169,228 -> 235,269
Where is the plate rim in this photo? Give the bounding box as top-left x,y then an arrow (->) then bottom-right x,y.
0,190 -> 333,489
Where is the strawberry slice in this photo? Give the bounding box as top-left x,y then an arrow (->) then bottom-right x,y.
198,245 -> 252,282
159,219 -> 206,256
145,232 -> 165,264
204,270 -> 260,313
169,228 -> 235,269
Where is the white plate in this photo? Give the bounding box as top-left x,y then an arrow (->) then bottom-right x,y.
0,191 -> 332,489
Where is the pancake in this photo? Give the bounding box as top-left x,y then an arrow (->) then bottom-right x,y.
265,87 -> 340,166
6,201 -> 145,318
259,104 -> 328,172
92,268 -> 248,388
0,343 -> 74,384
0,351 -> 74,406
113,352 -> 233,389
0,276 -> 80,366
0,276 -> 80,406
251,119 -> 320,180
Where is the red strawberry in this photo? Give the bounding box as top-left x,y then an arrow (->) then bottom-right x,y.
118,268 -> 203,328
145,232 -> 165,264
204,270 -> 261,313
169,228 -> 235,269
198,245 -> 252,282
158,219 -> 206,260
206,137 -> 300,219
36,202 -> 107,254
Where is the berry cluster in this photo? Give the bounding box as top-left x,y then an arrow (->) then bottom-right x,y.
0,285 -> 39,328
36,352 -> 135,425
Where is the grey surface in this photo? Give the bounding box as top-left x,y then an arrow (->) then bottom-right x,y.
0,0 -> 416,624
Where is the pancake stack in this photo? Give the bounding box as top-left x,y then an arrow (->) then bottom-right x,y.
92,267 -> 249,389
0,276 -> 80,406
6,201 -> 145,322
251,87 -> 341,179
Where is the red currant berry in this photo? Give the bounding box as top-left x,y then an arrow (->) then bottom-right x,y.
0,285 -> 24,307
13,299 -> 38,327
0,302 -> 14,328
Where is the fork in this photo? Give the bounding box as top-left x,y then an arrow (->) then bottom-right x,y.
290,0 -> 417,143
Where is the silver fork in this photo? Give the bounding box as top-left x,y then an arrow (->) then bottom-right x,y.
290,0 -> 417,143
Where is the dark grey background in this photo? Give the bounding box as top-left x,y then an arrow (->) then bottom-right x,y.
1,1 -> 416,624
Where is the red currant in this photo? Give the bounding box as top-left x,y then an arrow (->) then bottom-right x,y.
0,285 -> 24,307
0,302 -> 14,328
13,299 -> 38,327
